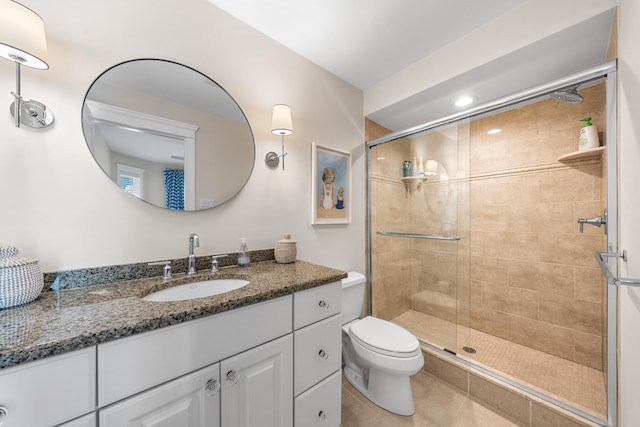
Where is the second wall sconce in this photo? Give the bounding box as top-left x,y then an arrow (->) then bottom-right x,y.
0,0 -> 54,128
265,104 -> 293,170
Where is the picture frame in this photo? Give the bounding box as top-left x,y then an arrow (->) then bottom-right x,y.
311,142 -> 351,225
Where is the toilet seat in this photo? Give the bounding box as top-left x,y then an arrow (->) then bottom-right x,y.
348,316 -> 421,358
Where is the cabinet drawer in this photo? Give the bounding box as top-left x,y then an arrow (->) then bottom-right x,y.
294,370 -> 341,427
294,314 -> 341,395
293,281 -> 341,329
0,347 -> 96,427
99,363 -> 220,427
98,295 -> 292,406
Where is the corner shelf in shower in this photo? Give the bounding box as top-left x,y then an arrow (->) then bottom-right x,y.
557,146 -> 605,163
401,176 -> 428,191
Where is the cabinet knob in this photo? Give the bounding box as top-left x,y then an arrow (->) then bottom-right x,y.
318,300 -> 329,309
226,370 -> 240,386
205,378 -> 220,396
318,410 -> 328,423
0,407 -> 7,425
318,349 -> 328,360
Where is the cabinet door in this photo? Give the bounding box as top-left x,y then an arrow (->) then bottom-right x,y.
221,334 -> 293,427
99,363 -> 220,427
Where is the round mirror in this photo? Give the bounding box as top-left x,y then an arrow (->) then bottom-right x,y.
82,59 -> 255,211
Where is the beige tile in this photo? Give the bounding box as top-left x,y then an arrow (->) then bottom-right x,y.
470,175 -> 538,207
509,315 -> 574,361
574,331 -> 603,371
422,351 -> 469,392
340,385 -> 387,427
574,267 -> 605,304
446,398 -> 526,427
469,373 -> 531,425
539,294 -> 602,335
471,256 -> 509,286
509,260 -> 575,296
481,232 -> 538,262
574,201 -> 607,235
509,202 -> 574,234
538,168 -> 597,203
482,283 -> 539,320
538,233 -> 604,268
470,305 -> 510,340
531,402 -> 600,427
470,204 -> 508,232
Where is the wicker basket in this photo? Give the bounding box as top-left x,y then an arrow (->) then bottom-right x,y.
0,246 -> 44,309
275,234 -> 297,264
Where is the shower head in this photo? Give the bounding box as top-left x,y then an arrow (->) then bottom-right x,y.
550,85 -> 583,103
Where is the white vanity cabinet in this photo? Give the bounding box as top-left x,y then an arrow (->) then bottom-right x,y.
292,281 -> 342,427
0,347 -> 96,427
57,413 -> 96,427
97,295 -> 294,427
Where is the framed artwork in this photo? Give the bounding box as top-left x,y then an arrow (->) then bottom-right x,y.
311,142 -> 351,224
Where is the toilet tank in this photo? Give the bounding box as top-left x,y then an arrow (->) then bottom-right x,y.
341,271 -> 366,324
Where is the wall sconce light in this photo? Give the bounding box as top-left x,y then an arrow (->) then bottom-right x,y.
265,104 -> 293,170
0,0 -> 54,128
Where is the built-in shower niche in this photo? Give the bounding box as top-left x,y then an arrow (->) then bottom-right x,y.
370,80 -> 608,421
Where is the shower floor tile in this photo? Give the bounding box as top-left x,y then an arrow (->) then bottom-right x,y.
392,309 -> 606,419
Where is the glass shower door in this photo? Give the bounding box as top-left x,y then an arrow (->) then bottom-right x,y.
369,120 -> 470,355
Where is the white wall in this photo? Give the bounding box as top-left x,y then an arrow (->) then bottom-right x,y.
0,0 -> 364,273
617,1 -> 640,425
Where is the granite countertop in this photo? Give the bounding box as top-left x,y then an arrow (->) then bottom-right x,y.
0,260 -> 347,369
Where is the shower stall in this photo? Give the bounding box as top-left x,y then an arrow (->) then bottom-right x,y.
366,61 -> 617,426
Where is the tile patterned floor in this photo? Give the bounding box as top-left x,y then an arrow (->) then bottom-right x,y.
341,371 -> 524,427
392,309 -> 606,419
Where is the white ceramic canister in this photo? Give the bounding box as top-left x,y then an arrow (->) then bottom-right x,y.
275,234 -> 297,264
0,246 -> 44,308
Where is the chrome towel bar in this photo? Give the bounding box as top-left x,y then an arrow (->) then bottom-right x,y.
376,231 -> 461,241
595,251 -> 640,287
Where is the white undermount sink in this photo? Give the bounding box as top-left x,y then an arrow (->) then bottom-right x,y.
142,279 -> 250,302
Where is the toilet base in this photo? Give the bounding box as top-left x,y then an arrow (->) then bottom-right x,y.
343,366 -> 417,416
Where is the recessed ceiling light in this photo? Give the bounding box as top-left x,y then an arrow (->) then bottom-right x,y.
454,96 -> 474,107
487,128 -> 502,135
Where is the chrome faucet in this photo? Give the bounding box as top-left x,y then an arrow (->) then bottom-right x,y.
187,233 -> 199,275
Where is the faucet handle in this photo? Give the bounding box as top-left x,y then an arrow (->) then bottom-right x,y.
211,254 -> 228,273
148,261 -> 172,280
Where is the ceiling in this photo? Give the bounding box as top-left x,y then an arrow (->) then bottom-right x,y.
208,0 -> 616,131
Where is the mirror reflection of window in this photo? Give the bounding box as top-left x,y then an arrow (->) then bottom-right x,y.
117,163 -> 144,199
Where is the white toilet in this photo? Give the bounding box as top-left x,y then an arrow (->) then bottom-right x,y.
341,271 -> 424,416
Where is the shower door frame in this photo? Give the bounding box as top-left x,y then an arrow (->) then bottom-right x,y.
366,60 -> 618,427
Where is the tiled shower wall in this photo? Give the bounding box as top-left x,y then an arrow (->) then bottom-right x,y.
370,82 -> 607,371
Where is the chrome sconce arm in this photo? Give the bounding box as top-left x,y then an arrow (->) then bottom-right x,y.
0,1 -> 54,128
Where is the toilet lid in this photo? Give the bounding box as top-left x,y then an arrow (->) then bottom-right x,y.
348,316 -> 420,358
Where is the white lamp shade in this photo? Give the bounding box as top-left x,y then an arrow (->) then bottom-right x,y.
271,104 -> 293,135
0,0 -> 48,69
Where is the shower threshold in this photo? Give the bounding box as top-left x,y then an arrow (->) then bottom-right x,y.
392,310 -> 606,421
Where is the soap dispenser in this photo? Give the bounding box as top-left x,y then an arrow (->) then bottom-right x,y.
578,117 -> 600,151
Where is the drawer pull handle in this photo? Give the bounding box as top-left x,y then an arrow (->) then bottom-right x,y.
205,378 -> 220,396
0,407 -> 7,425
318,410 -> 328,423
318,300 -> 329,309
226,370 -> 240,386
318,349 -> 328,360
